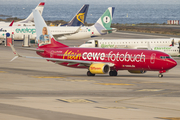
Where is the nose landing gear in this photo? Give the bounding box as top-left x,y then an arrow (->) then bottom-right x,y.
158,73 -> 163,78
158,70 -> 166,78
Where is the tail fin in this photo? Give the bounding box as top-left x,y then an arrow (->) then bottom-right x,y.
94,7 -> 115,33
19,2 -> 45,23
33,9 -> 68,48
62,4 -> 89,26
9,20 -> 14,26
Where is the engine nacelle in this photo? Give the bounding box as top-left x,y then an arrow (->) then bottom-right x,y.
128,70 -> 146,74
89,63 -> 109,74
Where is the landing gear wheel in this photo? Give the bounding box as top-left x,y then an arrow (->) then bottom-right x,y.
87,71 -> 95,76
158,73 -> 163,78
109,71 -> 113,76
109,70 -> 118,76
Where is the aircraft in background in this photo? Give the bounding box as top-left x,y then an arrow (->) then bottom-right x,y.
61,4 -> 89,26
80,38 -> 180,49
0,7 -> 116,40
10,9 -> 177,78
149,45 -> 180,57
0,2 -> 45,27
80,38 -> 180,57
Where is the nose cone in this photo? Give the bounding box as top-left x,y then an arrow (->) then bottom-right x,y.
167,59 -> 177,69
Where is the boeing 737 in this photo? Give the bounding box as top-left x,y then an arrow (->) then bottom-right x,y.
10,9 -> 177,78
0,2 -> 45,27
0,7 -> 116,40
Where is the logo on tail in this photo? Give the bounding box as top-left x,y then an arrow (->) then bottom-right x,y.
103,16 -> 111,24
76,13 -> 85,24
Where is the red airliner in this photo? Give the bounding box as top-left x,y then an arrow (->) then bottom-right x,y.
10,10 -> 177,78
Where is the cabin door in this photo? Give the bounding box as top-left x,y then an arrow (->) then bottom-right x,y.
95,40 -> 98,47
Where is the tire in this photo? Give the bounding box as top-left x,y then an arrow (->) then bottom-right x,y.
109,71 -> 113,76
158,74 -> 163,78
109,71 -> 117,76
113,71 -> 117,76
87,71 -> 95,76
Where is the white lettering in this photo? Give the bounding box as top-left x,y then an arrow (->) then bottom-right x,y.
87,53 -> 92,60
82,52 -> 87,60
100,53 -> 105,60
82,51 -> 146,62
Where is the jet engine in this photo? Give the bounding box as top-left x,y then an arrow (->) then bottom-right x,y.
89,63 -> 110,74
128,70 -> 146,74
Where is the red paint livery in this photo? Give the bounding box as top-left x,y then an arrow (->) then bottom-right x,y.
35,38 -> 177,77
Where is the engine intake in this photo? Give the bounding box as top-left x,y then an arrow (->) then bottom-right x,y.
89,63 -> 109,74
128,70 -> 146,74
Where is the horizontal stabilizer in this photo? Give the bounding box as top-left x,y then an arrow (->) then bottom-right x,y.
101,28 -> 117,33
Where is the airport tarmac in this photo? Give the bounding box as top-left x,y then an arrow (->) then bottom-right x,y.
0,31 -> 180,120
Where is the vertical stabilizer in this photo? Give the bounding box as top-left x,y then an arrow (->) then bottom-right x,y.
33,9 -> 68,48
63,4 -> 89,26
19,2 -> 45,23
93,7 -> 115,34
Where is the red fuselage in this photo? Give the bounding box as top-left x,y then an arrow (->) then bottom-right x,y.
36,47 -> 177,72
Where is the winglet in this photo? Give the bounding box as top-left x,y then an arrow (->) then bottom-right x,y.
9,20 -> 14,26
74,25 -> 82,34
10,43 -> 21,62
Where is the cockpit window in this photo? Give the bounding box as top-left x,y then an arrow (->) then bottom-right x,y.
85,42 -> 92,44
160,56 -> 171,59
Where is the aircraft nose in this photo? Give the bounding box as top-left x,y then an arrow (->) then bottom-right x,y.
168,59 -> 177,69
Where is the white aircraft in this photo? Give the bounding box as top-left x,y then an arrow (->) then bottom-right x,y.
149,45 -> 180,57
0,7 -> 116,40
79,38 -> 180,49
80,38 -> 180,57
0,2 -> 45,27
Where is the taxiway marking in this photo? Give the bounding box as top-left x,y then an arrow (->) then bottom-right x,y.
95,83 -> 134,86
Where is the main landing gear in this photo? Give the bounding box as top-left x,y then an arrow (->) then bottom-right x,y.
109,70 -> 117,76
87,71 -> 95,76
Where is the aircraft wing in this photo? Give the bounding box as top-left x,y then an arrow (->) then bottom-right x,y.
17,47 -> 44,52
10,44 -> 114,67
53,25 -> 82,38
